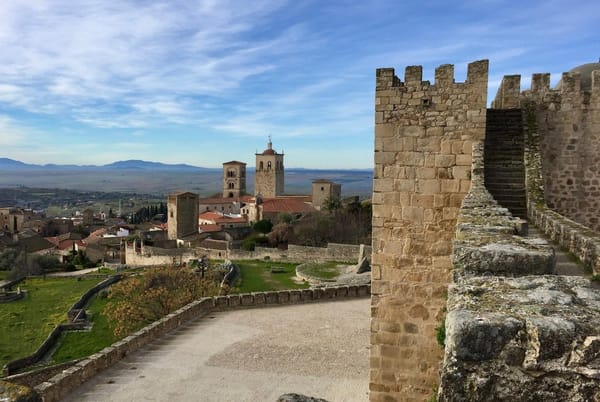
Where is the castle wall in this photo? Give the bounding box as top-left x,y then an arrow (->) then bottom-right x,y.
495,69 -> 600,232
370,60 -> 488,401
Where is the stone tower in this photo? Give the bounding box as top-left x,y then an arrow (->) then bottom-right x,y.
370,60 -> 488,401
254,137 -> 284,197
311,179 -> 341,210
222,161 -> 247,198
167,191 -> 199,240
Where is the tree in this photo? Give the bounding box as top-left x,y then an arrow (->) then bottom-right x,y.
104,267 -> 227,337
277,212 -> 294,224
253,219 -> 273,235
0,249 -> 20,271
323,196 -> 342,213
6,251 -> 46,279
268,223 -> 293,248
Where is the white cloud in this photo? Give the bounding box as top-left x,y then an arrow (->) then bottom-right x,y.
0,115 -> 29,146
0,0 -> 298,126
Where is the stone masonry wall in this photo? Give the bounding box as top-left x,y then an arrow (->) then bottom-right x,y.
520,71 -> 600,231
125,242 -> 370,267
370,60 -> 488,401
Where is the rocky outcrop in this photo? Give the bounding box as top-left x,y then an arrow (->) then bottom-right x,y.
277,393 -> 329,402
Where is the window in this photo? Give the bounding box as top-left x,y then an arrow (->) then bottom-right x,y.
267,161 -> 272,170
259,161 -> 264,170
228,182 -> 235,189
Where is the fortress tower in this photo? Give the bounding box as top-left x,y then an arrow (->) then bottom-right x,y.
254,137 -> 284,197
167,191 -> 199,240
222,161 -> 246,198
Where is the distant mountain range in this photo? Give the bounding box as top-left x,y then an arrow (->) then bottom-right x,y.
0,158 -> 372,172
0,158 -> 212,171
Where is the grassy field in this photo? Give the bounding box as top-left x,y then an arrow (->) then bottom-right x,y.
52,295 -> 119,364
234,260 -> 310,293
0,277 -> 104,369
297,261 -> 351,280
0,261 -> 309,368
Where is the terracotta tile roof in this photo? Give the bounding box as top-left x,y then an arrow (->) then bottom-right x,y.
261,198 -> 315,214
198,197 -> 245,204
199,224 -> 222,233
199,212 -> 248,225
89,228 -> 108,238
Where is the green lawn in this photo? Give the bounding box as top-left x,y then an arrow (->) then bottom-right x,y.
0,261 -> 309,369
0,277 -> 103,369
51,295 -> 120,364
297,261 -> 351,280
0,271 -> 8,281
234,260 -> 309,293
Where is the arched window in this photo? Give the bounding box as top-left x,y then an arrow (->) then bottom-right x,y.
228,170 -> 236,177
228,182 -> 235,189
267,161 -> 272,170
259,161 -> 264,170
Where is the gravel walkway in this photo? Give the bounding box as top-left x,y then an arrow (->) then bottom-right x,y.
62,298 -> 370,402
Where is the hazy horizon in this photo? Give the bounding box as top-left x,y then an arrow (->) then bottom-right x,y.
0,1 -> 598,168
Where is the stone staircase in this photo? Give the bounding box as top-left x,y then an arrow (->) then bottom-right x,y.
484,109 -> 528,218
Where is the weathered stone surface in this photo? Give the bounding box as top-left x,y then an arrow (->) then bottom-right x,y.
277,393 -> 329,402
439,276 -> 600,402
356,256 -> 371,274
0,380 -> 41,402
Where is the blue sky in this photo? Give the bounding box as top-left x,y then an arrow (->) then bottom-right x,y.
0,0 -> 598,169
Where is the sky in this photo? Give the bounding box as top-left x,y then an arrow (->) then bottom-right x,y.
0,1 -> 598,169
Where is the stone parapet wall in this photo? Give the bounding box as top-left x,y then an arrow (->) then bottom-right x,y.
33,285 -> 370,402
439,141 -> 600,401
453,143 -> 554,279
439,276 -> 600,401
529,202 -> 600,275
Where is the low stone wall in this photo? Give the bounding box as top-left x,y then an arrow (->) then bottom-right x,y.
3,361 -> 83,390
229,243 -> 370,264
124,243 -> 199,266
0,277 -> 25,291
2,276 -> 122,376
34,284 -> 370,402
529,202 -> 600,275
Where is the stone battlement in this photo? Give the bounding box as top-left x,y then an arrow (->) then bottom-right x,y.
493,68 -> 600,108
376,60 -> 489,91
